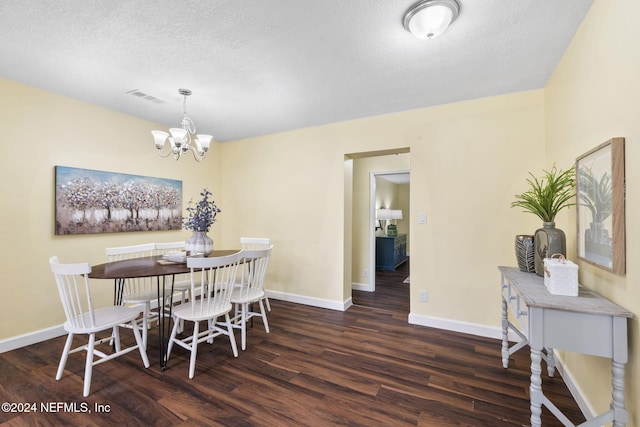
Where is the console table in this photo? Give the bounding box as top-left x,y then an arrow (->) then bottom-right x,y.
376,234 -> 407,271
498,266 -> 632,427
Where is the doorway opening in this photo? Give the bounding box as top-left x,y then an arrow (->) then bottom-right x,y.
344,149 -> 410,313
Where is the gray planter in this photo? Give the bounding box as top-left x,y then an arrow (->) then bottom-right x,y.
534,222 -> 566,276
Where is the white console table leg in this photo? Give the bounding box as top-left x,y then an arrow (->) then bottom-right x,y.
611,360 -> 628,427
530,348 -> 543,427
501,297 -> 509,368
546,347 -> 556,377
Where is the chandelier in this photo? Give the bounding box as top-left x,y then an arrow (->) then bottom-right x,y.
151,89 -> 212,162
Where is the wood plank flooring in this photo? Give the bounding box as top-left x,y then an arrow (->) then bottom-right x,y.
352,258 -> 410,312
1,261 -> 585,426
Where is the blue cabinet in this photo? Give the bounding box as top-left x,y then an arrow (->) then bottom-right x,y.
376,234 -> 407,271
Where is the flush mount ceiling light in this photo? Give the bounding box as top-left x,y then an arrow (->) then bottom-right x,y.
403,0 -> 460,40
151,89 -> 212,162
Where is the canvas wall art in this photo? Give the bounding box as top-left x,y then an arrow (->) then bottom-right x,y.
55,166 -> 182,235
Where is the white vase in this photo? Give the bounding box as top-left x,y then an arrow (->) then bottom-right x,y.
185,231 -> 213,256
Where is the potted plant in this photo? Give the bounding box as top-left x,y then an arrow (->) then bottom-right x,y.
511,164 -> 575,276
182,188 -> 221,255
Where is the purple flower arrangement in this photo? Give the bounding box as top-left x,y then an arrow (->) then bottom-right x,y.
182,188 -> 221,232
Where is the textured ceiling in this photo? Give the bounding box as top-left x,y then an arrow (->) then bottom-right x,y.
0,0 -> 593,142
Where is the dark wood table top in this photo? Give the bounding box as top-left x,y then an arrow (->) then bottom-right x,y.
89,250 -> 241,279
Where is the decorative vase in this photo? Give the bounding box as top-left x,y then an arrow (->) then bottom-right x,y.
185,231 -> 213,256
514,235 -> 535,273
386,223 -> 398,236
533,222 -> 566,277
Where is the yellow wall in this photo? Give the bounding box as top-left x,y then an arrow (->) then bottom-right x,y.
219,90 -> 546,324
398,184 -> 410,242
0,75 -> 545,343
545,0 -> 639,422
0,78 -> 222,339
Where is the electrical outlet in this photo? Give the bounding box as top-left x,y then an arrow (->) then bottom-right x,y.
363,269 -> 369,278
419,290 -> 428,302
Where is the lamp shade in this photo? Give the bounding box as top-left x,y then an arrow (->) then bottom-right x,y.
376,209 -> 392,220
169,128 -> 188,146
195,134 -> 213,152
391,210 -> 403,220
151,130 -> 169,149
404,0 -> 460,40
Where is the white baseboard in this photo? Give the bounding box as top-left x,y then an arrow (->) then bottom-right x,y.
351,282 -> 372,292
408,312 -> 516,340
0,325 -> 66,353
266,290 -> 350,311
0,294 -> 172,353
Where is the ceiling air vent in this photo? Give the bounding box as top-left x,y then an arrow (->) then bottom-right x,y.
125,89 -> 165,104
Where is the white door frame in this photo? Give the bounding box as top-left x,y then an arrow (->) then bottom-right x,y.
368,169 -> 410,292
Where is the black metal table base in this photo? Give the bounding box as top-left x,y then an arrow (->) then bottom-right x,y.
112,275 -> 175,370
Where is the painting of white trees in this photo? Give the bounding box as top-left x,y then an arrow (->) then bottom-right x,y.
55,166 -> 182,235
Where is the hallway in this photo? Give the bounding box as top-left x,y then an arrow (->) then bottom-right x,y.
352,258 -> 409,313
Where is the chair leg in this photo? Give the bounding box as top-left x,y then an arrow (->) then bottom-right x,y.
264,296 -> 272,312
241,303 -> 248,351
234,303 -> 241,324
259,299 -> 270,333
177,290 -> 186,334
83,333 -> 96,397
188,321 -> 200,379
205,318 -> 216,344
56,333 -> 74,380
141,304 -> 150,350
112,326 -> 121,352
166,316 -> 181,360
225,313 -> 239,357
130,319 -> 150,368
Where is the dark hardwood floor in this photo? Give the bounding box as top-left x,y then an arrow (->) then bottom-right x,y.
352,257 -> 410,313
1,263 -> 585,426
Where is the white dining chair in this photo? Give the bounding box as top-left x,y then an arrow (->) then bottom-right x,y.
49,256 -> 150,397
240,237 -> 273,311
166,251 -> 242,379
105,243 -> 169,350
230,246 -> 272,350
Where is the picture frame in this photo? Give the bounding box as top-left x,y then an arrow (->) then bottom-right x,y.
575,137 -> 625,275
55,166 -> 183,235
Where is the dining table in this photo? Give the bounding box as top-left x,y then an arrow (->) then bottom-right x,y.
88,249 -> 241,370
